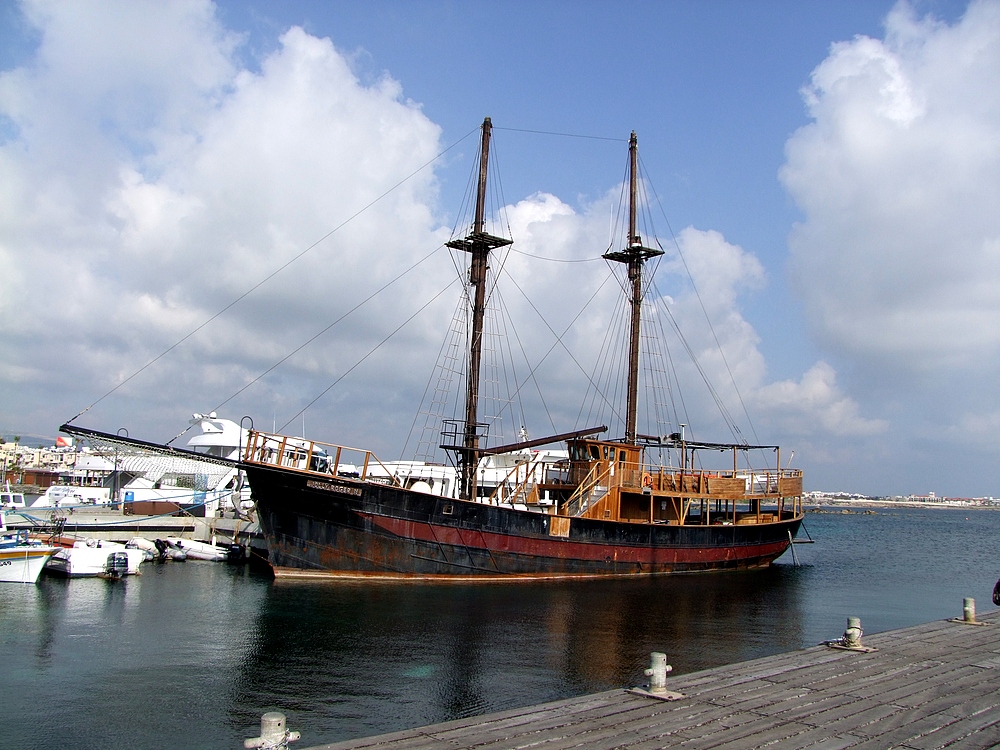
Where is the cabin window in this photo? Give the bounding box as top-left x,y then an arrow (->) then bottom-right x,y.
442,503 -> 454,515
590,446 -> 600,460
619,450 -> 626,464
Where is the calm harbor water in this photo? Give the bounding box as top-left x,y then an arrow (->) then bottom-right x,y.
3,506 -> 999,749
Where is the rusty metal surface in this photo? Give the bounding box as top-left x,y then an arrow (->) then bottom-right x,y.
246,463 -> 801,580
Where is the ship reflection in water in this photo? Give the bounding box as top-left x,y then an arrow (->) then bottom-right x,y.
6,508 -> 1000,750
229,567 -> 805,742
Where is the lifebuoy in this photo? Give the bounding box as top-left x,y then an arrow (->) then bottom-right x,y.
642,472 -> 652,488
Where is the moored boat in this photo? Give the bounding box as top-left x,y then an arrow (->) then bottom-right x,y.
0,511 -> 58,584
127,537 -> 188,562
45,539 -> 145,577
236,119 -> 804,580
163,536 -> 228,562
1,484 -> 27,510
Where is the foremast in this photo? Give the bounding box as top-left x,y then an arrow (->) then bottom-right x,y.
602,132 -> 663,444
444,117 -> 512,500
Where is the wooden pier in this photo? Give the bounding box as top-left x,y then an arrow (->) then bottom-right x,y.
304,609 -> 1000,750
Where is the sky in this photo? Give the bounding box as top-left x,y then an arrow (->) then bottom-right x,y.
0,0 -> 997,497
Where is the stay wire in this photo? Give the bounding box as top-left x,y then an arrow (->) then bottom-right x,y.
493,126 -> 626,143
279,278 -> 460,433
501,267 -> 625,432
640,154 -> 761,447
494,288 -> 558,437
400,292 -> 467,461
166,244 -> 447,445
652,275 -> 745,444
65,125 -> 480,428
508,248 -> 602,263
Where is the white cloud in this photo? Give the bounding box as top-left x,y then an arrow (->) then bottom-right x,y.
782,0 -> 1000,370
489,198 -> 878,444
775,0 -> 1000,489
0,0 -> 447,445
753,362 -> 888,437
0,0 -> 883,481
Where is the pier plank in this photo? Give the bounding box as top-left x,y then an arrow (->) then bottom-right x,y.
904,707 -> 1000,750
756,691 -> 866,722
938,720 -> 1000,750
303,611 -> 1000,750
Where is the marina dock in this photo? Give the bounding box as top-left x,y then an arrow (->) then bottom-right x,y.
302,608 -> 1000,750
5,509 -> 259,545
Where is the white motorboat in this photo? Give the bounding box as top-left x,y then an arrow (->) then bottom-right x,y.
45,539 -> 145,577
0,511 -> 58,583
30,484 -> 112,508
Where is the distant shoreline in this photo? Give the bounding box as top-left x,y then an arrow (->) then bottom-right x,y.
806,499 -> 998,511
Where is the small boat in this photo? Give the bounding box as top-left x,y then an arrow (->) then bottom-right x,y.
163,536 -> 228,562
0,510 -> 58,584
157,539 -> 189,561
126,537 -> 187,562
45,538 -> 145,577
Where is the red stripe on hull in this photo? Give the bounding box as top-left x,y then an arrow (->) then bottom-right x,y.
362,512 -> 789,567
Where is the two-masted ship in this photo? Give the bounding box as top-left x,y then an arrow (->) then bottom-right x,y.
239,119 -> 804,579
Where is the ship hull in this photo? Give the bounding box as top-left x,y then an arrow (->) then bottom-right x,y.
245,464 -> 803,580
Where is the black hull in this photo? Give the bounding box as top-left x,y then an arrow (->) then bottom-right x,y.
244,464 -> 803,580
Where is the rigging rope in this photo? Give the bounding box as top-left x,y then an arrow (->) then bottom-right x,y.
501,268 -> 625,431
494,289 -> 557,438
507,248 -> 602,263
650,276 -> 746,444
640,154 -> 762,448
493,126 -> 626,143
278,278 -> 460,433
165,244 -> 447,445
65,126 -> 480,428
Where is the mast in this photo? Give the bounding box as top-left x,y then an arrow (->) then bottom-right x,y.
602,132 -> 663,444
443,117 -> 512,500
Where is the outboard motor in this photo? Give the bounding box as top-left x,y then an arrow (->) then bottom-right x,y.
104,551 -> 130,580
153,538 -> 169,562
224,543 -> 247,564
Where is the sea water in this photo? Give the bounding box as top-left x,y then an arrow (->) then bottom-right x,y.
2,506 -> 999,749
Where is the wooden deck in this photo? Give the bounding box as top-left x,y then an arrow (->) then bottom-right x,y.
304,609 -> 1000,750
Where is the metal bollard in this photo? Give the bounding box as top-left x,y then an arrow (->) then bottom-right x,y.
964,597 -> 976,623
244,712 -> 301,749
644,652 -> 673,694
842,617 -> 864,649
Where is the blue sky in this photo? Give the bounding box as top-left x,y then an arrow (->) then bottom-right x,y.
1,0 -> 997,496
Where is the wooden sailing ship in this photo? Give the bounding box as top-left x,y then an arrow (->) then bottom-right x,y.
236,118 -> 804,579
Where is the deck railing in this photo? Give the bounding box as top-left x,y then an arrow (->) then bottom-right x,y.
606,463 -> 803,499
242,430 -> 403,487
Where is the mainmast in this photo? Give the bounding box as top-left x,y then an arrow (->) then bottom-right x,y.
602,132 -> 663,444
443,117 -> 512,500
